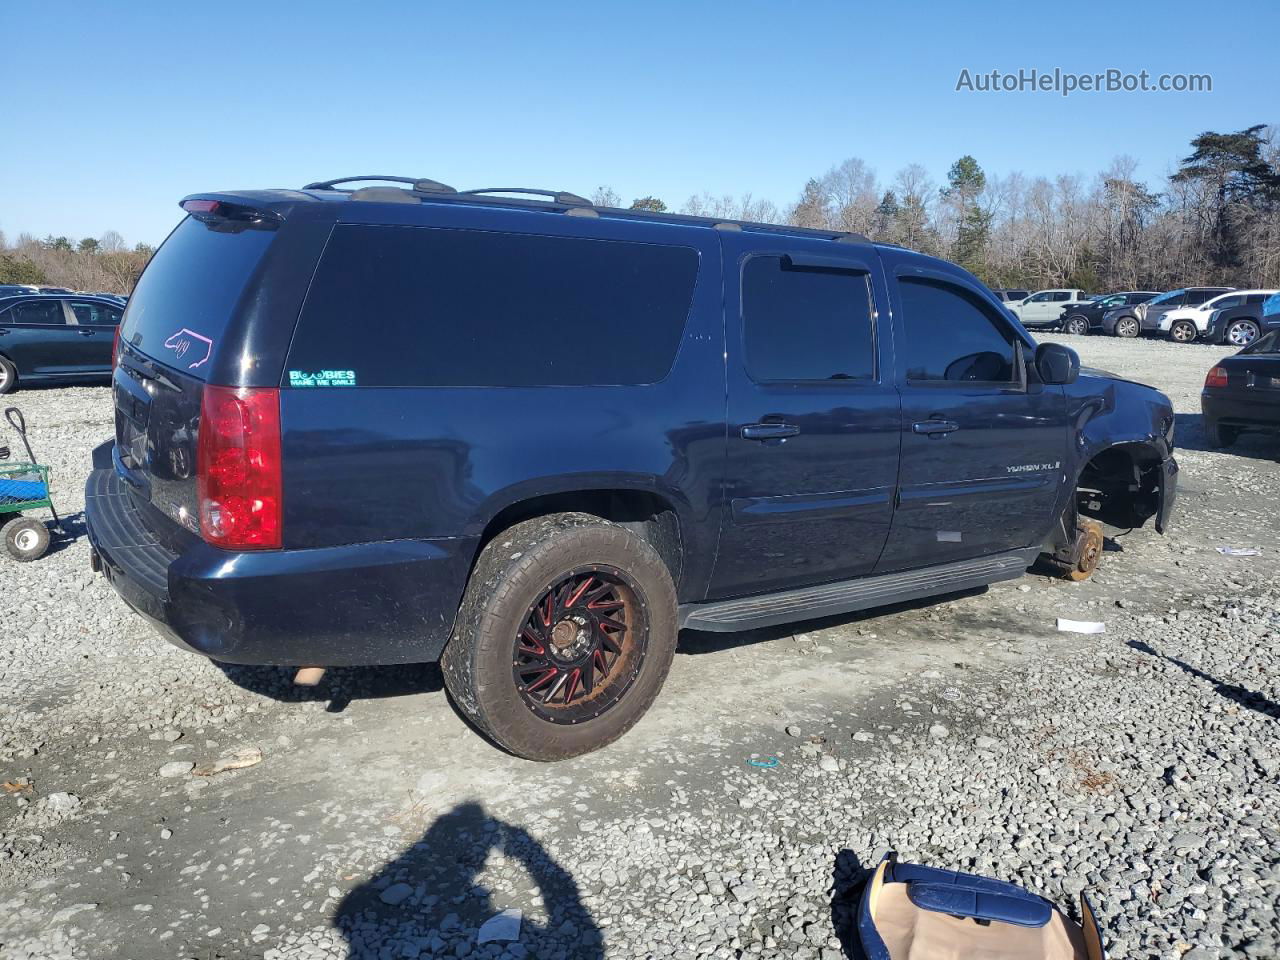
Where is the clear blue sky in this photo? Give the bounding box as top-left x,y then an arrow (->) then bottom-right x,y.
3,0 -> 1276,246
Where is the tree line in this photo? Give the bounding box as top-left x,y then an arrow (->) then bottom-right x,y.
4,124 -> 1276,296
0,229 -> 154,294
598,124 -> 1280,292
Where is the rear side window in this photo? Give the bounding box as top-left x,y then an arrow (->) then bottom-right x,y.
287,225 -> 698,387
120,217 -> 276,379
11,300 -> 65,325
69,301 -> 123,325
899,277 -> 1018,383
742,256 -> 875,381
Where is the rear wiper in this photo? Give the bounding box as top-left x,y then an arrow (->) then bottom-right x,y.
121,353 -> 182,393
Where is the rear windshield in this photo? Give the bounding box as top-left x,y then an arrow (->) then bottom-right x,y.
120,216 -> 275,379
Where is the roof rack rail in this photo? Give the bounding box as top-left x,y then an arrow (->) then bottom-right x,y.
460,187 -> 591,206
302,176 -> 457,194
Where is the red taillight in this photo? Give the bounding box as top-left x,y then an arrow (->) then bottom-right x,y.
196,386 -> 282,549
111,326 -> 121,368
1205,366 -> 1229,389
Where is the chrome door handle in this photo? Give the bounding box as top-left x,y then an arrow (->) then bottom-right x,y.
741,422 -> 800,441
912,419 -> 960,436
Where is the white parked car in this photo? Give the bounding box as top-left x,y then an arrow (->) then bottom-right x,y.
1006,289 -> 1090,330
1158,289 -> 1278,343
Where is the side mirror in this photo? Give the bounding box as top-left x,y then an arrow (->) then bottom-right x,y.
1035,342 -> 1080,385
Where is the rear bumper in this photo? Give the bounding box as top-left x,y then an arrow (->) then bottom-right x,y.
1201,392 -> 1280,430
85,468 -> 476,665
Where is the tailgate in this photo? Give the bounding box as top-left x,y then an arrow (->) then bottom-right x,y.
111,213 -> 279,539
113,352 -> 204,537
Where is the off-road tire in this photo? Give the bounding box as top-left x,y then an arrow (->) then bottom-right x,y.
1170,320 -> 1197,344
441,512 -> 677,761
0,356 -> 16,395
1205,418 -> 1238,449
1064,315 -> 1089,336
1114,316 -> 1140,338
2,516 -> 50,562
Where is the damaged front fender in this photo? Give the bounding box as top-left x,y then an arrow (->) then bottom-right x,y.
1064,371 -> 1178,535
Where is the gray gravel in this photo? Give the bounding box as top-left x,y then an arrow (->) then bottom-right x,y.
0,334 -> 1277,959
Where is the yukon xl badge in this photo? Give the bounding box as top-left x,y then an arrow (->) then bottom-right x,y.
1007,462 -> 1061,473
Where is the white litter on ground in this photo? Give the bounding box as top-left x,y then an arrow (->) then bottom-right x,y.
1056,618 -> 1106,634
1216,546 -> 1262,557
476,908 -> 523,944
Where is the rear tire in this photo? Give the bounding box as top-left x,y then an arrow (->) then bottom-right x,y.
1224,319 -> 1260,347
2,517 -> 50,561
1064,315 -> 1089,336
1205,418 -> 1238,449
441,512 -> 677,761
1170,320 -> 1197,344
1114,316 -> 1140,338
0,356 -> 16,395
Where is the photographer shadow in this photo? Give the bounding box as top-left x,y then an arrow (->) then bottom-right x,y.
336,800 -> 603,959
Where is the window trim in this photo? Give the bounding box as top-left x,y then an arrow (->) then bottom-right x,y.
738,250 -> 881,386
893,268 -> 1030,391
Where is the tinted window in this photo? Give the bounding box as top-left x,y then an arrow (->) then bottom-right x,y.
1210,295 -> 1243,310
120,216 -> 276,380
289,225 -> 698,387
1050,291 -> 1071,302
1131,293 -> 1157,303
1245,330 -> 1280,354
900,278 -> 1018,383
11,300 -> 65,325
1008,291 -> 1030,300
1027,292 -> 1052,302
69,300 -> 123,325
1245,294 -> 1266,305
742,257 -> 875,382
1186,290 -> 1218,305
1149,289 -> 1186,305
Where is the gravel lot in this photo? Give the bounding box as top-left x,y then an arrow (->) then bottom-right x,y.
0,333 -> 1276,960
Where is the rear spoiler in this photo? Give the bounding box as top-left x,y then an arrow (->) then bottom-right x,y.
180,195 -> 285,225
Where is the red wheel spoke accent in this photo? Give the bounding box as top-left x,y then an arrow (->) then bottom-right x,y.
587,596 -> 623,612
592,648 -> 607,679
524,667 -> 558,693
518,639 -> 545,657
541,592 -> 554,627
564,668 -> 582,703
599,631 -> 623,655
565,575 -> 594,608
598,615 -> 627,633
544,671 -> 570,703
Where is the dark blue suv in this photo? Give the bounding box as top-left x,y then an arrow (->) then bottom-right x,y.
85,177 -> 1179,759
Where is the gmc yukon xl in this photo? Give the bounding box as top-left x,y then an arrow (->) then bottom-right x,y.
85,177 -> 1179,760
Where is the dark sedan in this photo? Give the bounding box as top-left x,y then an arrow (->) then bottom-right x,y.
1059,291 -> 1160,335
1201,329 -> 1280,447
0,294 -> 123,394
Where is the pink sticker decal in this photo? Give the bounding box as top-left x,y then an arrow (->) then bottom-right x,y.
163,328 -> 214,370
